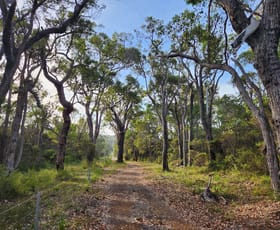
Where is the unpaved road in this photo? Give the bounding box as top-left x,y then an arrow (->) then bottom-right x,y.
70,162 -> 280,229
96,162 -> 192,229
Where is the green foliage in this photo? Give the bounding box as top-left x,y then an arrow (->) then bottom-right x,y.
0,166 -> 57,199
236,149 -> 267,174
185,0 -> 204,4
0,159 -> 120,229
192,152 -> 208,166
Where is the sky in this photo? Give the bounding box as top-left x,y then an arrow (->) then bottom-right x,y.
93,0 -> 238,96
95,0 -> 188,35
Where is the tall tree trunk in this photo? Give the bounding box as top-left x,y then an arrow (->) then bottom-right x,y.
253,1 -> 280,168
56,106 -> 73,170
116,130 -> 125,163
178,122 -> 184,164
5,79 -> 32,172
196,73 -> 215,162
162,115 -> 169,171
0,89 -> 12,163
182,119 -> 187,166
41,52 -> 74,170
173,99 -> 184,165
14,101 -> 28,169
85,101 -> 104,164
86,102 -> 94,143
85,102 -> 95,163
188,89 -> 195,166
181,97 -> 188,167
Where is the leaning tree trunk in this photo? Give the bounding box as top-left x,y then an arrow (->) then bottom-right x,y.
259,115 -> 280,192
217,0 -> 280,192
55,84 -> 74,170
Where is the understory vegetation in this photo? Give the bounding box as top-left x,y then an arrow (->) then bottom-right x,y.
147,162 -> 274,202
0,158 -> 120,229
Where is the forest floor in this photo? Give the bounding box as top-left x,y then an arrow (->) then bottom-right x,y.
68,161 -> 280,229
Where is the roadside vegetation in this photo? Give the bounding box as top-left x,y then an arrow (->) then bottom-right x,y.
0,158 -> 122,229
147,162 -> 275,202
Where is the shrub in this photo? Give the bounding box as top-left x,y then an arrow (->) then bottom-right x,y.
0,166 -> 20,199
236,148 -> 267,174
192,152 -> 208,166
0,166 -> 57,200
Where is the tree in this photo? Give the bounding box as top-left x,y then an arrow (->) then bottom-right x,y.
40,30 -> 86,170
167,7 -> 224,163
0,0 -> 96,107
76,33 -> 139,164
127,105 -> 161,161
138,17 -> 185,171
4,50 -> 41,172
169,72 -> 194,166
186,0 -> 280,191
104,76 -> 141,163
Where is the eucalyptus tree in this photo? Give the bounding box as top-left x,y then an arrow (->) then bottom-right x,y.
104,75 -> 142,163
169,72 -> 194,166
184,0 -> 280,191
40,29 -> 90,170
75,33 -> 140,164
138,17 -> 182,171
167,7 -> 224,163
4,50 -> 41,172
0,0 -> 98,108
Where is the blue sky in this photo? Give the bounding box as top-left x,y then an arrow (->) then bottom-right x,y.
95,0 -> 188,35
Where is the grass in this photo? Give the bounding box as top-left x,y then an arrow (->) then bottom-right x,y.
0,158 -> 123,229
144,161 -> 276,203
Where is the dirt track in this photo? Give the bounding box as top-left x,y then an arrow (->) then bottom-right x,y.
96,162 -> 192,229
71,162 -> 280,229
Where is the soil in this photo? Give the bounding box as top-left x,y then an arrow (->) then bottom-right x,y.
69,162 -> 280,229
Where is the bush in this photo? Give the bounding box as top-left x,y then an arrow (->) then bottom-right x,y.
0,166 -> 20,199
192,152 -> 208,166
236,149 -> 267,174
0,166 -> 57,200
